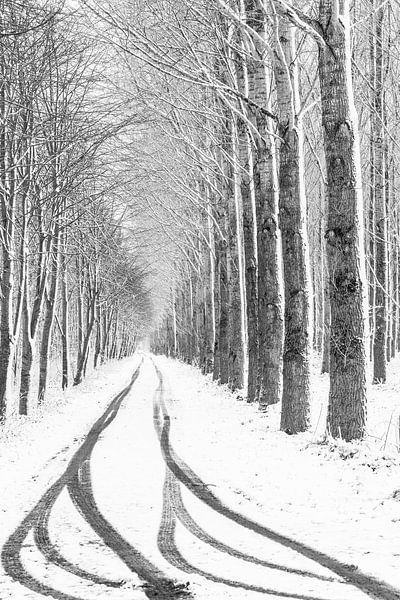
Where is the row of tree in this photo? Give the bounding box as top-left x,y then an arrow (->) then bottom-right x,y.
112,0 -> 400,442
0,1 -> 151,420
3,0 -> 398,443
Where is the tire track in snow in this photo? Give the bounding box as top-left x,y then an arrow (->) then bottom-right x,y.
2,361 -> 189,600
34,485 -> 122,588
154,367 -> 339,599
152,367 -> 339,584
168,465 -> 339,583
152,366 -> 339,586
159,465 -> 337,600
152,360 -> 400,600
67,445 -> 191,598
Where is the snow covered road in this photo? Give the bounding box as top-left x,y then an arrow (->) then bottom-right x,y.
1,356 -> 400,600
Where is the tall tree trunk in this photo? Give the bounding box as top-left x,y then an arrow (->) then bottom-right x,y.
274,20 -> 311,433
391,212 -> 399,358
19,280 -> 32,416
110,310 -> 119,359
0,247 -> 17,418
19,192 -> 49,411
213,233 -> 223,380
368,145 -> 376,362
371,1 -> 388,383
38,224 -> 60,403
94,301 -> 102,369
206,200 -> 216,374
226,125 -> 245,391
61,228 -> 69,389
101,307 -> 113,364
203,237 -> 215,373
320,203 -> 331,375
74,282 -> 97,386
246,0 -> 284,408
215,195 -> 229,384
321,252 -> 331,374
188,277 -> 195,363
172,290 -> 178,357
0,85 -> 16,418
237,19 -> 258,401
76,257 -> 84,371
319,0 -> 368,440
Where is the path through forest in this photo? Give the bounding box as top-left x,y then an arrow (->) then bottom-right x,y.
1,357 -> 400,600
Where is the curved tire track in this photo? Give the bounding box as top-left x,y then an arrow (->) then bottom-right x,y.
34,495 -> 122,588
169,465 -> 339,583
152,366 -> 338,585
153,361 -> 400,600
67,457 -> 191,599
2,362 -> 189,600
158,466 -> 338,600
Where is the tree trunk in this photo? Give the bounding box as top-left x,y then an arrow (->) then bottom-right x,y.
319,0 -> 368,440
19,283 -> 32,416
215,198 -> 229,384
38,225 -> 60,403
274,20 -> 311,433
321,205 -> 331,374
0,86 -> 16,419
19,194 -> 49,412
237,23 -> 258,401
371,1 -> 388,383
226,126 -> 245,391
246,0 -> 284,408
61,234 -> 69,389
94,302 -> 102,369
203,252 -> 215,373
213,234 -> 222,380
101,307 -> 113,364
76,258 -> 84,371
206,202 -> 216,374
74,289 -> 97,386
391,221 -> 399,358
321,255 -> 331,374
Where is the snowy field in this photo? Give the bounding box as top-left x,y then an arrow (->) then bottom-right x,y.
1,353 -> 400,599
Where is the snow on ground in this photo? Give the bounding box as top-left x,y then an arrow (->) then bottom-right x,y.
1,352 -> 400,600
157,353 -> 400,594
0,356 -> 141,598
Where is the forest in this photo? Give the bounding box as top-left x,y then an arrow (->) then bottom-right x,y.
2,1 -> 400,600
145,0 -> 400,443
0,0 -> 399,443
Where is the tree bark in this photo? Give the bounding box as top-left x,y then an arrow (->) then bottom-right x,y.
19,281 -> 32,416
237,20 -> 258,401
246,0 -> 284,408
61,228 -> 69,389
38,224 -> 60,403
93,301 -> 102,369
74,268 -> 97,386
321,253 -> 331,374
226,126 -> 245,391
206,200 -> 216,374
319,0 -> 368,440
274,20 -> 311,433
371,1 -> 388,383
215,187 -> 229,384
0,83 -> 17,419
